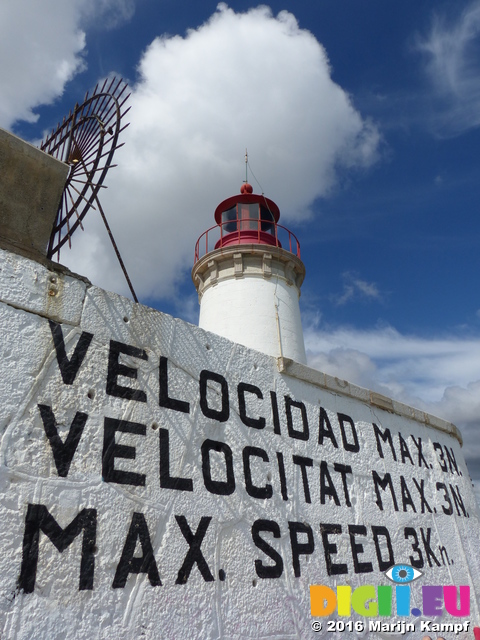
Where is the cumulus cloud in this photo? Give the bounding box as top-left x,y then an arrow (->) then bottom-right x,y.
305,323 -> 480,483
59,4 -> 380,300
415,0 -> 480,135
0,1 -> 86,128
0,0 -> 136,131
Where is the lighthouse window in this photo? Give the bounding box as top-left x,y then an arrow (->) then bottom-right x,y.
238,203 -> 260,230
221,206 -> 237,232
220,203 -> 275,235
260,205 -> 275,234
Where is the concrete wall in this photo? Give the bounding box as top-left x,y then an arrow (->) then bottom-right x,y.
0,128 -> 68,261
0,246 -> 479,640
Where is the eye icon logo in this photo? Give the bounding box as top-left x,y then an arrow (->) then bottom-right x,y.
384,564 -> 423,584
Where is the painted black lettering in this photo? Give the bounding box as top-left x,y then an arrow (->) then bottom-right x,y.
38,404 -> 87,477
318,407 -> 338,448
270,391 -> 281,435
285,396 -> 309,441
48,320 -> 93,385
372,526 -> 394,571
412,477 -> 432,513
288,521 -> 314,578
159,429 -> 193,492
399,434 -> 414,465
175,516 -> 214,584
251,519 -> 284,579
411,435 -> 428,468
320,461 -> 340,506
106,340 -> 147,402
404,527 -> 424,568
337,413 -> 359,453
320,523 -> 348,576
449,484 -> 467,517
243,446 -> 272,499
372,471 -> 399,511
420,527 -> 441,567
238,383 -> 265,429
292,455 -> 313,503
159,356 -> 190,413
102,418 -> 146,486
445,448 -> 460,475
276,451 -> 288,501
201,440 -> 235,495
199,370 -> 229,422
372,423 -> 397,461
333,463 -> 352,507
19,504 -> 96,593
438,545 -> 450,566
436,482 -> 453,515
113,513 -> 161,588
433,443 -> 448,472
349,525 -> 373,573
400,476 -> 416,512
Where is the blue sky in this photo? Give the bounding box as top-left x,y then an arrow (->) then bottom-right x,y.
2,0 -> 480,498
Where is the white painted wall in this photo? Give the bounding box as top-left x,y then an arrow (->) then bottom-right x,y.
0,247 -> 479,640
199,274 -> 307,364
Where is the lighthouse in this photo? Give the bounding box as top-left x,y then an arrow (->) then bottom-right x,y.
192,182 -> 307,363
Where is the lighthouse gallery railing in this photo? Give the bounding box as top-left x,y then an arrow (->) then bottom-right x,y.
194,218 -> 301,264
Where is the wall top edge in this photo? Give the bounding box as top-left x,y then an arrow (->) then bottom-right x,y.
276,356 -> 463,446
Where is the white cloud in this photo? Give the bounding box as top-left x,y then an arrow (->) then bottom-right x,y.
79,0 -> 135,30
334,272 -> 382,306
305,325 -> 480,398
415,0 -> 480,135
59,4 -> 380,300
0,0 -> 136,131
305,323 -> 480,483
0,1 -> 86,128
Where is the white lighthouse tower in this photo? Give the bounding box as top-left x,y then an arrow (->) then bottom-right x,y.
192,182 -> 307,363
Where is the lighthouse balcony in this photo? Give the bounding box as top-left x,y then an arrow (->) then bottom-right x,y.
194,218 -> 301,263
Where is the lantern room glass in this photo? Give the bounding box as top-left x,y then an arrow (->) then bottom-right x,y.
221,203 -> 275,236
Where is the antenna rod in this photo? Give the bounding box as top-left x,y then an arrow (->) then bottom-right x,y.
245,148 -> 248,183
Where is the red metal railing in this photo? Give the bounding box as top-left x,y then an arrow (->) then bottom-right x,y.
194,218 -> 301,264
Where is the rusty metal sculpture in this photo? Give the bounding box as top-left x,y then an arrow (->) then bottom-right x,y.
40,77 -> 138,301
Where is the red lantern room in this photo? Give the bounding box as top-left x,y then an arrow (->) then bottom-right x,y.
194,184 -> 301,263
213,182 -> 281,249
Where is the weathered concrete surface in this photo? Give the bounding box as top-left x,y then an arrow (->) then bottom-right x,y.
0,248 -> 479,640
0,128 -> 69,260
